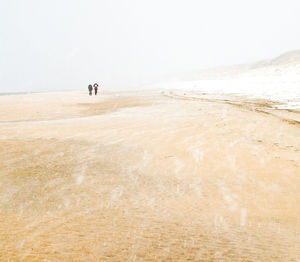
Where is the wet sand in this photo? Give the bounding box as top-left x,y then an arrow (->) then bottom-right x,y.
0,90 -> 299,261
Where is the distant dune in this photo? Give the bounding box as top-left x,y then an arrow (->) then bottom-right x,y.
252,49 -> 300,68
176,49 -> 300,81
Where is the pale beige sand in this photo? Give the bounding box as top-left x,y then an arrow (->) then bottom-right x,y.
0,91 -> 299,261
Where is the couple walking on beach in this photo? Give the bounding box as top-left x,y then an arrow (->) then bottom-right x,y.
88,83 -> 99,96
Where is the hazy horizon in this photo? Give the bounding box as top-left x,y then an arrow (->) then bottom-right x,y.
1,0 -> 300,92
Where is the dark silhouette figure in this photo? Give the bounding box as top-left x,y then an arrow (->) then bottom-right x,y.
88,84 -> 93,96
93,83 -> 99,95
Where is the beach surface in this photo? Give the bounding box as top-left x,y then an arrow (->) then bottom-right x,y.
0,90 -> 299,261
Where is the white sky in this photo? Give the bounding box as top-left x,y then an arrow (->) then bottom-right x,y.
0,0 -> 300,92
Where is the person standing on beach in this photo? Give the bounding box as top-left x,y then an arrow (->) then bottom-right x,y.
93,83 -> 99,95
88,84 -> 93,96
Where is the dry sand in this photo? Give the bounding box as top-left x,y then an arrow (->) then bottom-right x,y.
0,90 -> 299,261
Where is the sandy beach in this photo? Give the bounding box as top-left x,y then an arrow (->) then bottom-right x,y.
0,90 -> 299,261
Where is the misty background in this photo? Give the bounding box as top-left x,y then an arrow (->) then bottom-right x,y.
0,0 -> 300,92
